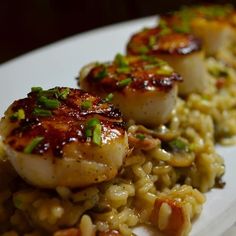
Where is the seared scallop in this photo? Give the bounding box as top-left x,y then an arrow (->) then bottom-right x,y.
0,87 -> 128,188
191,16 -> 234,56
79,54 -> 182,127
161,4 -> 235,56
127,27 -> 208,95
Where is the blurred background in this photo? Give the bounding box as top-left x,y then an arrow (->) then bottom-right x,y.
1,0 -> 235,64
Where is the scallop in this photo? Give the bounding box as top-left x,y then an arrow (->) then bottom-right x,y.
191,18 -> 234,56
127,26 -> 208,96
79,54 -> 182,127
161,4 -> 236,56
0,87 -> 128,188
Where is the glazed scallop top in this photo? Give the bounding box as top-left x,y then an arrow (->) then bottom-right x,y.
127,25 -> 202,56
2,87 -> 125,157
160,4 -> 234,33
80,54 -> 182,93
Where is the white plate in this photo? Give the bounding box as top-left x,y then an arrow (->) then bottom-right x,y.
0,16 -> 236,236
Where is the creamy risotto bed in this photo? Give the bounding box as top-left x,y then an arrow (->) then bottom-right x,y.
1,4 -> 236,236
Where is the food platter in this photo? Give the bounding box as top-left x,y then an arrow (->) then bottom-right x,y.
0,16 -> 236,236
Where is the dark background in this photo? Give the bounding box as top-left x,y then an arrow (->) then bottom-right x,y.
1,0 -> 235,64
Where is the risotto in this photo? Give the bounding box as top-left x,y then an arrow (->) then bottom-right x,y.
2,3 -> 236,236
0,90 -> 224,236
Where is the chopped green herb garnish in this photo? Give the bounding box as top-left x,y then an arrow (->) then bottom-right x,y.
85,128 -> 93,137
137,46 -> 149,54
156,65 -> 173,75
31,87 -> 43,93
173,23 -> 190,34
136,134 -> 145,140
93,124 -> 102,146
58,88 -> 70,100
158,19 -> 172,36
81,100 -> 92,110
178,6 -> 194,20
159,19 -> 168,29
94,66 -> 108,80
86,118 -> 100,129
85,118 -> 102,146
11,109 -> 25,120
159,27 -> 172,36
143,64 -> 157,70
114,54 -> 129,68
24,136 -> 44,154
18,109 -> 25,120
116,67 -> 131,74
38,96 -> 60,109
193,4 -> 233,19
149,36 -> 156,47
117,78 -> 132,88
169,139 -> 188,152
38,88 -> 59,97
33,108 -> 52,117
104,93 -> 114,102
141,55 -> 166,66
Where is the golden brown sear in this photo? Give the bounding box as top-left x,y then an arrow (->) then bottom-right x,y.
83,55 -> 181,92
126,25 -> 207,95
0,87 -> 129,188
4,87 -> 124,156
160,4 -> 235,56
79,55 -> 182,127
127,27 -> 202,56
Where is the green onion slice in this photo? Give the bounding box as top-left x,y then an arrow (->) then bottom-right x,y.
94,66 -> 108,80
58,88 -> 70,100
117,78 -> 132,88
114,53 -> 129,68
81,100 -> 92,110
104,93 -> 114,102
159,27 -> 172,36
86,118 -> 100,129
93,124 -> 102,146
85,118 -> 102,146
31,87 -> 43,93
149,35 -> 156,47
24,136 -> 44,154
136,134 -> 145,140
173,24 -> 190,34
38,88 -> 58,97
159,19 -> 168,29
11,109 -> 25,120
169,139 -> 188,152
33,108 -> 52,117
85,129 -> 93,137
116,67 -> 131,74
156,65 -> 173,75
137,46 -> 149,54
38,96 -> 60,109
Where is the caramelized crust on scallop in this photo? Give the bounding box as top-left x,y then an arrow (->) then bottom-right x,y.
161,4 -> 233,28
126,29 -> 207,96
79,55 -> 182,126
0,87 -> 129,188
159,4 -> 236,57
83,55 -> 181,93
3,87 -> 125,157
127,27 -> 202,56
160,4 -> 234,31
